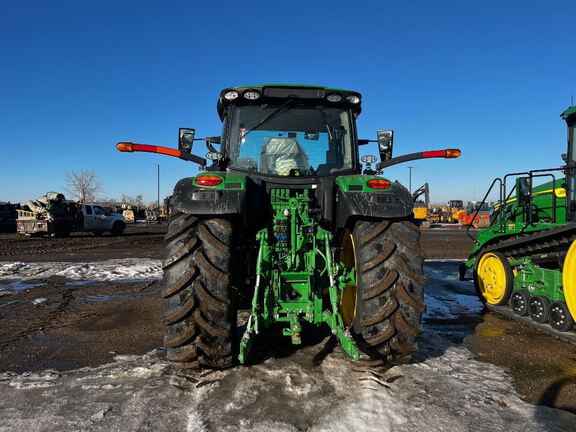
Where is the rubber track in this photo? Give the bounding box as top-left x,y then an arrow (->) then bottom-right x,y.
484,223 -> 576,258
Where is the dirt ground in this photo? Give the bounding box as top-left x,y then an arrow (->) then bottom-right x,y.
0,223 -> 166,262
1,223 -> 575,415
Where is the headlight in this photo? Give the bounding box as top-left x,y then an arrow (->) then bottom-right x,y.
224,90 -> 239,100
346,95 -> 361,104
243,90 -> 261,100
326,93 -> 342,102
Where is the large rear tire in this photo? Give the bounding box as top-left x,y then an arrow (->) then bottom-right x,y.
162,211 -> 236,368
341,219 -> 426,364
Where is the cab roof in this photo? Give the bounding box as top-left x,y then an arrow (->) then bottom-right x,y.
562,106 -> 576,120
216,84 -> 362,120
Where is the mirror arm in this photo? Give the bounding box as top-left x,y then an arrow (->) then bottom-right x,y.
376,152 -> 423,170
376,149 -> 461,170
180,152 -> 207,166
205,139 -> 218,153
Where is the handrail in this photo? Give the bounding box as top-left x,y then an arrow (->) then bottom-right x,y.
470,166 -> 565,242
529,173 -> 557,224
466,177 -> 501,243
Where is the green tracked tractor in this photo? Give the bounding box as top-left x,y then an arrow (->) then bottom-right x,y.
117,85 -> 460,368
461,106 -> 576,332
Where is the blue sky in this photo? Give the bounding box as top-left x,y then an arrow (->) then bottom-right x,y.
1,0 -> 574,205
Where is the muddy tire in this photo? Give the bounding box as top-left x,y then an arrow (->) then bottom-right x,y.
162,211 -> 236,368
349,219 -> 426,364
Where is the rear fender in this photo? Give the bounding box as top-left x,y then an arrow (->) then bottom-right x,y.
335,175 -> 414,227
172,173 -> 246,215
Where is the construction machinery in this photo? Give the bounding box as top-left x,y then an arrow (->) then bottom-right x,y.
429,207 -> 444,224
445,200 -> 464,223
117,84 -> 460,368
412,183 -> 430,226
459,201 -> 491,228
461,106 -> 576,332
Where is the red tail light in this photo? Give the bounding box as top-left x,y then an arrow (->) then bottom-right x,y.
423,149 -> 461,159
423,150 -> 447,158
196,175 -> 223,186
366,179 -> 392,190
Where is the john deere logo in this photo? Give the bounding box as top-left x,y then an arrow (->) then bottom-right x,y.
555,188 -> 566,198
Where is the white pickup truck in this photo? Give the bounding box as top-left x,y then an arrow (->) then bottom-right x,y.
17,198 -> 126,237
80,204 -> 126,235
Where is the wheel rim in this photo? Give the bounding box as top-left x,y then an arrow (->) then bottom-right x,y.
530,299 -> 544,318
549,304 -> 565,327
477,253 -> 509,305
562,240 -> 576,323
511,292 -> 526,314
339,229 -> 358,328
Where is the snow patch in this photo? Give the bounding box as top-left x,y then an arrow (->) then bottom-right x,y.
0,262 -> 575,431
8,370 -> 61,390
0,258 -> 162,289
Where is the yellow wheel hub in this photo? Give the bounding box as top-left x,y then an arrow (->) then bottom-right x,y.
477,252 -> 509,305
562,240 -> 576,322
339,230 -> 358,328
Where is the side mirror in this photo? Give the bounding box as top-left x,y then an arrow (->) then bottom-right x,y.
377,130 -> 394,161
178,128 -> 196,154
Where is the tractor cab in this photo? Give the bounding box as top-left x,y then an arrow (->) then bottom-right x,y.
215,86 -> 362,177
449,200 -> 463,209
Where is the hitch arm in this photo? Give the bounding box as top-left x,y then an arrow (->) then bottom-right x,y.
377,149 -> 461,170
116,142 -> 207,166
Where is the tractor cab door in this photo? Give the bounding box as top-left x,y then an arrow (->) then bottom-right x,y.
566,114 -> 576,219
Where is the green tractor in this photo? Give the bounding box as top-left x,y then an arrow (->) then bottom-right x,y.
118,85 -> 460,368
461,106 -> 576,332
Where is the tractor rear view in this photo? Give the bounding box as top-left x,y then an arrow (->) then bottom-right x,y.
462,106 -> 576,332
118,85 -> 460,368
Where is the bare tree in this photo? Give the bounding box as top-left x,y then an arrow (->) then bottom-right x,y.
65,169 -> 103,202
120,194 -> 145,208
